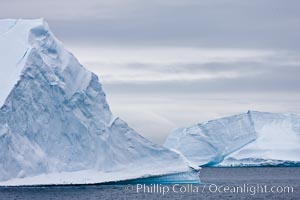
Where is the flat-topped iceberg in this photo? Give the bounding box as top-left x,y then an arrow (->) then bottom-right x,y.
0,19 -> 198,186
164,111 -> 300,167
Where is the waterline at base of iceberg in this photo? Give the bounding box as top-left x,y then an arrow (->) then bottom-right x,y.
0,169 -> 200,187
113,170 -> 200,184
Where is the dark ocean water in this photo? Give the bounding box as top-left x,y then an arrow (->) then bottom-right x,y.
0,167 -> 299,200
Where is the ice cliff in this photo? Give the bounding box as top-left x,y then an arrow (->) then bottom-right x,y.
164,111 -> 300,167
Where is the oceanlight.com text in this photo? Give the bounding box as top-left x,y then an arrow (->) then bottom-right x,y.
125,183 -> 294,196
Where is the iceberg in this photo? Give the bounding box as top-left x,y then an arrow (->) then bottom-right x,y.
164,111 -> 300,167
0,19 -> 198,186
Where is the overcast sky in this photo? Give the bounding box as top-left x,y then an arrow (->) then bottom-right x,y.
2,0 -> 300,144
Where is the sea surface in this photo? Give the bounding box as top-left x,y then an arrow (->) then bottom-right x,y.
0,167 -> 299,200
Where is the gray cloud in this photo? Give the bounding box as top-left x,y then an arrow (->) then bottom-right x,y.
2,0 -> 300,49
71,47 -> 300,93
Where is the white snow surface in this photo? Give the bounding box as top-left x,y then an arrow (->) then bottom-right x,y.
0,19 -> 194,185
164,111 -> 300,167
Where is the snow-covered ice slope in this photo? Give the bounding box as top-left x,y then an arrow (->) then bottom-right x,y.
164,111 -> 300,167
220,111 -> 300,166
0,19 -> 196,185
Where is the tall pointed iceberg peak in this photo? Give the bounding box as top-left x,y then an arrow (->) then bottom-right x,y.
0,19 -> 196,186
